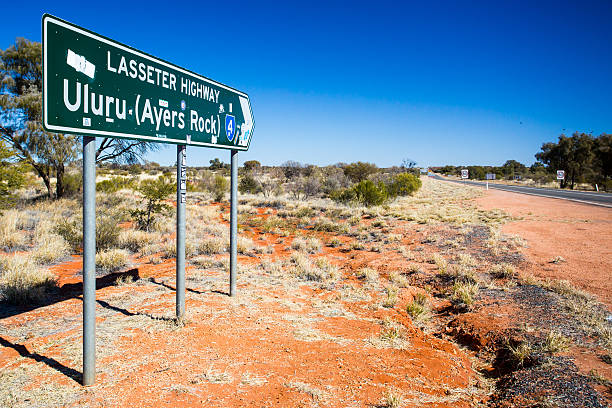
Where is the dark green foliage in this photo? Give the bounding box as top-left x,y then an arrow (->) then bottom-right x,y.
353,180 -> 388,206
238,173 -> 261,194
329,188 -> 358,205
330,172 -> 422,207
0,141 -> 25,206
343,161 -> 378,183
62,172 -> 82,196
0,38 -> 78,199
243,160 -> 261,171
535,132 -> 605,189
131,176 -> 175,231
209,158 -> 229,170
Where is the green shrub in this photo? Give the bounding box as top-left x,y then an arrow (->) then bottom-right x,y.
55,218 -> 82,250
212,175 -> 229,202
97,176 -> 135,193
387,173 -> 421,198
62,172 -> 83,196
131,176 -> 175,231
329,188 -> 357,205
353,180 -> 388,207
238,174 -> 261,194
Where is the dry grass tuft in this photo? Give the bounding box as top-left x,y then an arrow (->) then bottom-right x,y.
240,372 -> 267,386
507,340 -> 533,368
543,330 -> 571,354
490,263 -> 516,279
368,318 -> 409,349
291,236 -> 322,253
198,237 -> 227,255
389,271 -> 409,288
381,388 -> 404,408
289,253 -> 339,282
0,210 -> 26,249
451,281 -> 479,306
118,229 -> 157,252
356,267 -> 378,283
285,381 -> 327,401
382,286 -> 399,308
406,293 -> 430,320
31,234 -> 70,265
0,255 -> 57,304
96,249 -> 130,273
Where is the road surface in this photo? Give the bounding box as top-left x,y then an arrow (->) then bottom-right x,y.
431,174 -> 612,208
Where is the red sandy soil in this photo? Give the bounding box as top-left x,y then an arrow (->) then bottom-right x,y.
3,186 -> 611,407
475,190 -> 612,310
0,215 -> 483,407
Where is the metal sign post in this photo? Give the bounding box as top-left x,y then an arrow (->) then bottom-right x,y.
176,146 -> 186,317
556,170 -> 565,188
229,150 -> 238,296
82,136 -> 96,386
42,14 -> 254,385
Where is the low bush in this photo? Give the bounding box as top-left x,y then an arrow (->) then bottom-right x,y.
131,176 -> 175,231
238,174 -> 261,194
212,175 -> 229,202
97,176 -> 135,193
96,216 -> 121,250
55,215 -> 120,251
62,172 -> 83,196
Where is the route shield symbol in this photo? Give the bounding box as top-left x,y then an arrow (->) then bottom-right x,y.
226,114 -> 236,142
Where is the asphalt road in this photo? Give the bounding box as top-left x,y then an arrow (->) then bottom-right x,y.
431,174 -> 612,208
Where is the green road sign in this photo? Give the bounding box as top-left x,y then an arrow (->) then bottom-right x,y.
42,14 -> 254,150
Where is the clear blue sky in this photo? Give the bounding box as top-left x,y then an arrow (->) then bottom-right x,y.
2,1 -> 611,168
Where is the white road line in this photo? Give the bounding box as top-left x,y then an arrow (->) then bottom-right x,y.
484,186 -> 612,208
434,177 -> 612,208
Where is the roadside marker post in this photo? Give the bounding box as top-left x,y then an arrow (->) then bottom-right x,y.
82,136 -> 96,386
42,14 -> 254,385
176,146 -> 186,318
230,149 -> 238,297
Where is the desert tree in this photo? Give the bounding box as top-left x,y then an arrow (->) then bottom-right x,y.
535,133 -> 594,189
0,140 -> 25,206
0,38 -> 158,199
343,161 -> 378,183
